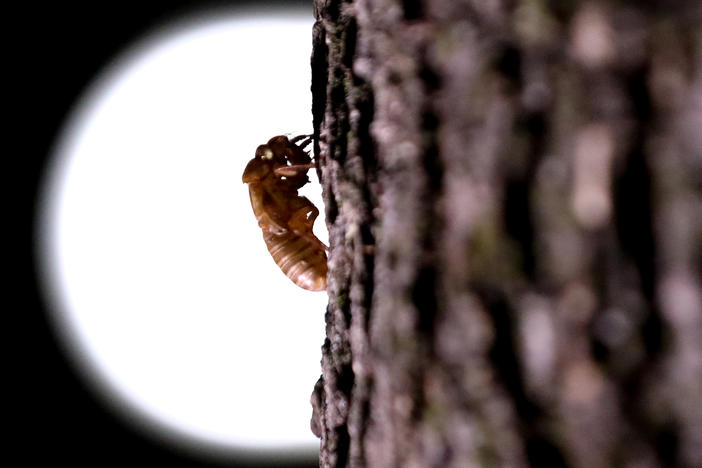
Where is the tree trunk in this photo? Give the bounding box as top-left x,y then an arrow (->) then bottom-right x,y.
309,1 -> 702,467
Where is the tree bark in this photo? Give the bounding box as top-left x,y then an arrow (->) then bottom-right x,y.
309,1 -> 702,467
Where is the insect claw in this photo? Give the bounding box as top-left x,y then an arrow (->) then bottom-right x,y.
290,134 -> 314,150
290,134 -> 313,143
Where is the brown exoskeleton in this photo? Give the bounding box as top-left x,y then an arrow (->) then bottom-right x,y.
242,135 -> 327,291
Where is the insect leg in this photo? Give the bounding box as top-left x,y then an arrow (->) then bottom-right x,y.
288,204 -> 328,251
274,163 -> 316,177
257,212 -> 288,235
290,134 -> 313,149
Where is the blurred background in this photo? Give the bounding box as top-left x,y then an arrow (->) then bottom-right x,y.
26,1 -> 324,466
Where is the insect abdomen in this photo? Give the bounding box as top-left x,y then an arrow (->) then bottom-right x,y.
263,230 -> 327,291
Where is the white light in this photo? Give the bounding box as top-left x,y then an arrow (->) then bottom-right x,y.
37,7 -> 326,458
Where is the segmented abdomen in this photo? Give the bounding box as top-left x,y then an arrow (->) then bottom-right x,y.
262,230 -> 327,291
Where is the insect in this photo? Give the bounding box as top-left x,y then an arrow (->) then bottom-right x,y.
242,135 -> 328,291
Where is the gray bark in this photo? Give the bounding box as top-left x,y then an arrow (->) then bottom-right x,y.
309,1 -> 702,467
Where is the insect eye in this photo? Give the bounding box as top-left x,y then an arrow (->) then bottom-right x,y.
256,145 -> 274,160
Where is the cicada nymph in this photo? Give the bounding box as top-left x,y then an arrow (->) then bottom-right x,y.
242,135 -> 327,291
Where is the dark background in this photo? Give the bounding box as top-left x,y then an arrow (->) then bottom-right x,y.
22,1 -> 317,466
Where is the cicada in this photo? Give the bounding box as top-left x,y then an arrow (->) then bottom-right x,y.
242,135 -> 327,291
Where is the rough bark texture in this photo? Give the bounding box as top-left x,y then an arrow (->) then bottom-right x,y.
309,1 -> 702,467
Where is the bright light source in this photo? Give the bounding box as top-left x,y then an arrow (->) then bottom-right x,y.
36,7 -> 326,458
